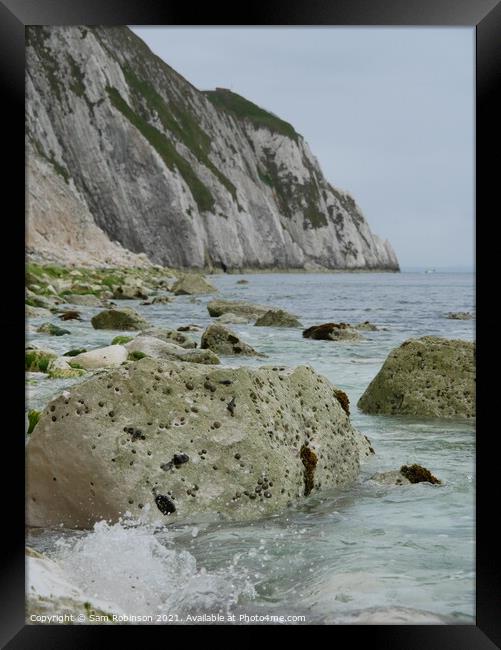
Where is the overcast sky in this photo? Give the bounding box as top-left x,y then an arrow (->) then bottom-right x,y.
132,27 -> 474,269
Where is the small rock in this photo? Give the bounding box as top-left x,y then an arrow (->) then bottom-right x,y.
177,324 -> 203,332
207,299 -> 270,318
140,327 -> 197,349
91,308 -> 150,331
125,336 -> 219,365
255,309 -> 302,328
171,275 -> 217,296
58,310 -> 82,321
353,321 -> 379,331
303,323 -> 362,341
71,345 -> 129,369
37,322 -> 71,336
26,305 -> 52,319
216,313 -> 253,325
201,324 -> 264,357
370,464 -> 441,486
63,294 -> 102,307
446,312 -> 473,320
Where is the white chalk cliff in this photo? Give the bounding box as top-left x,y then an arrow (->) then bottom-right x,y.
26,26 -> 399,271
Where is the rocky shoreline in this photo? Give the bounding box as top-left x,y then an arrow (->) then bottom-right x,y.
25,263 -> 475,620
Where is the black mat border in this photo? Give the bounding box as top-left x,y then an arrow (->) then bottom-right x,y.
1,0 -> 497,646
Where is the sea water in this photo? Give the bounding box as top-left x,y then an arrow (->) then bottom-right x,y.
26,271 -> 475,624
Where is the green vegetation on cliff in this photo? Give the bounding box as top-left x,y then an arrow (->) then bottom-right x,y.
205,89 -> 298,141
107,86 -> 216,213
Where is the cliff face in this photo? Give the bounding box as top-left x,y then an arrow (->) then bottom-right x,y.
26,26 -> 399,271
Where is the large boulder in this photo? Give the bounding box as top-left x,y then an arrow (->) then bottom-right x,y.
358,336 -> 475,418
303,323 -> 362,342
27,358 -> 372,528
255,309 -> 302,328
125,336 -> 219,365
172,275 -> 217,296
207,299 -> 270,319
71,345 -> 129,370
91,308 -> 150,331
200,324 -> 263,357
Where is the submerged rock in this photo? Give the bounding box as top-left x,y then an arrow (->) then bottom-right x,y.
140,327 -> 196,349
37,322 -> 71,336
302,322 -> 362,342
172,275 -> 217,296
371,464 -> 441,486
26,358 -> 372,528
357,336 -> 475,418
446,312 -> 473,320
207,299 -> 270,319
141,295 -> 174,305
91,308 -> 150,331
353,321 -> 379,331
177,324 -> 203,332
254,309 -> 302,328
200,324 -> 263,357
216,313 -> 253,325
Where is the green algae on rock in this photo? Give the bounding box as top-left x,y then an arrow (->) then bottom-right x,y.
254,309 -> 302,328
201,324 -> 264,357
37,322 -> 71,336
91,308 -> 150,331
27,410 -> 41,435
26,350 -> 57,372
26,358 -> 372,528
357,336 -> 475,419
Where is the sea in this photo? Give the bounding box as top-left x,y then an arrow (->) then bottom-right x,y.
26,271 -> 475,624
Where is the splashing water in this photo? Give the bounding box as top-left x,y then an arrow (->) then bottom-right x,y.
52,517 -> 256,617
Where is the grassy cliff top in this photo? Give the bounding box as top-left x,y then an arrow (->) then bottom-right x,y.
204,88 -> 298,141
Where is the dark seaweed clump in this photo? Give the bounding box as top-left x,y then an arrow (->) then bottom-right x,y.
400,464 -> 441,485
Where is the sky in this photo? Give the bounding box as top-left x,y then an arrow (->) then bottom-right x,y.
131,27 -> 474,269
